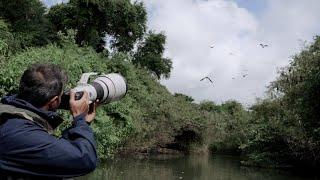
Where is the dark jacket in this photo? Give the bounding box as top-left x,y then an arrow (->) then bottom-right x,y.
0,95 -> 97,179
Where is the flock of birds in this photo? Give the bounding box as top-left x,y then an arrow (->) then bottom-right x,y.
201,43 -> 269,86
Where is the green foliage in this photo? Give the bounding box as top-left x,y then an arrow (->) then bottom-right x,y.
241,99 -> 291,167
242,36 -> 320,168
0,19 -> 20,55
133,32 -> 172,79
271,36 -> 320,135
174,93 -> 194,102
272,36 -> 320,166
204,101 -> 250,154
220,100 -> 244,115
0,19 -> 10,55
122,68 -> 207,150
47,0 -> 147,52
199,101 -> 221,112
0,0 -> 55,48
0,40 -> 9,58
0,39 -> 135,158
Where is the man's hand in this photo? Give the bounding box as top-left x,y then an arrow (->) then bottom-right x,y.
69,90 -> 97,124
86,102 -> 97,124
69,90 -> 89,118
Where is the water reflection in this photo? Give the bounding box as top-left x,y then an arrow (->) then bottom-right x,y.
76,155 -> 318,180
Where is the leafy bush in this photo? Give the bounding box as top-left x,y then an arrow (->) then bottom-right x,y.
202,100 -> 250,154
0,19 -> 20,56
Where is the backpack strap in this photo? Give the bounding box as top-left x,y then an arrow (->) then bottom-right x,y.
0,103 -> 53,134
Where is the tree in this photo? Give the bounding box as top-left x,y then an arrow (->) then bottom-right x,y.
220,100 -> 244,116
47,0 -> 147,52
268,36 -> 320,166
174,93 -> 194,102
0,20 -> 13,56
0,0 -> 54,48
242,99 -> 291,167
133,32 -> 172,79
270,36 -> 320,139
199,101 -> 220,112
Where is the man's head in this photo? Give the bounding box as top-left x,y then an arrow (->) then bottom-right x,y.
18,63 -> 68,110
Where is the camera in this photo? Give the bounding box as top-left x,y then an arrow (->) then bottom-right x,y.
59,72 -> 127,109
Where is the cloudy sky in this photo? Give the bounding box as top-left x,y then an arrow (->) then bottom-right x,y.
43,0 -> 320,105
142,0 -> 320,105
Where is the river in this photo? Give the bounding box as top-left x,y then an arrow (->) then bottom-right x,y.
76,155 -> 319,180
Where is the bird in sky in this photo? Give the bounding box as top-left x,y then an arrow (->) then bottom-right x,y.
200,77 -> 214,84
259,43 -> 269,48
242,74 -> 248,78
210,45 -> 214,48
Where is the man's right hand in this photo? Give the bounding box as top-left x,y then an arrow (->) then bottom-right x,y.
69,90 -> 89,118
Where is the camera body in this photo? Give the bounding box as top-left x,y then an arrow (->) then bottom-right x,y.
59,72 -> 127,109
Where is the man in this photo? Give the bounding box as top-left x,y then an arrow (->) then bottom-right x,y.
0,64 -> 97,179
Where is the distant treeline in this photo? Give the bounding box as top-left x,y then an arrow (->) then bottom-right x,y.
0,0 -> 319,169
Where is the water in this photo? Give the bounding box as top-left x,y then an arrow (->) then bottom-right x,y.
77,155 -> 319,180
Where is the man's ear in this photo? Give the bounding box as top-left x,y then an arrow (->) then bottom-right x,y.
48,96 -> 60,110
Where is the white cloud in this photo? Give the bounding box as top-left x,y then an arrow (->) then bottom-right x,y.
143,0 -> 320,105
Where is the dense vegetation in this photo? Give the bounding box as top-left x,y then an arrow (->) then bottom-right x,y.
0,0 -> 319,170
242,37 -> 320,168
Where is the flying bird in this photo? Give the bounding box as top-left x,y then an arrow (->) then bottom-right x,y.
210,45 -> 214,48
200,77 -> 213,83
242,74 -> 248,78
259,43 -> 269,48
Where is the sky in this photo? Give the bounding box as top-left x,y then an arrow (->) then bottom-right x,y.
42,0 -> 65,7
142,0 -> 320,105
43,0 -> 320,105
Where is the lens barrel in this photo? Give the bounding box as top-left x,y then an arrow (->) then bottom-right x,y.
58,73 -> 127,109
93,73 -> 127,103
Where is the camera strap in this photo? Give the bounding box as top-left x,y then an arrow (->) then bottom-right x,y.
0,103 -> 54,134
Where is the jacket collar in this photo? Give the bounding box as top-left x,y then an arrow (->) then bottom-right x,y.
1,95 -> 64,130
